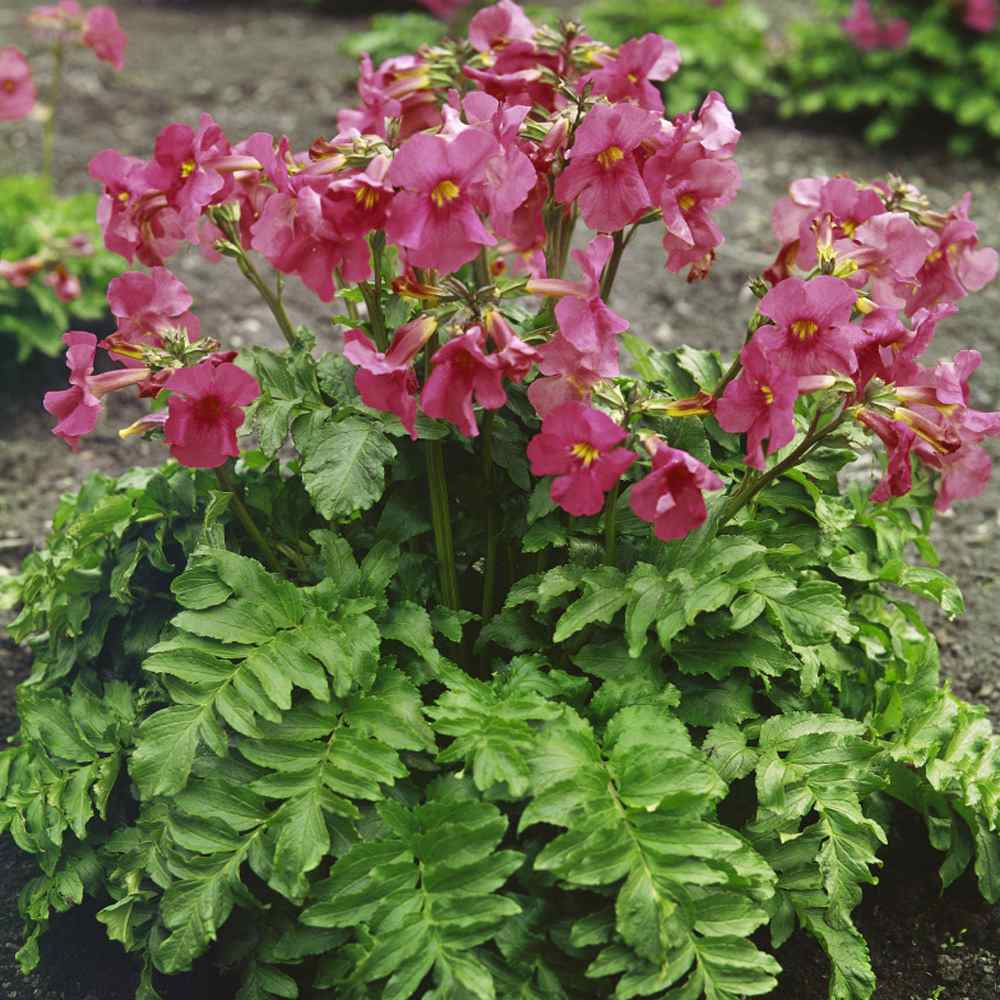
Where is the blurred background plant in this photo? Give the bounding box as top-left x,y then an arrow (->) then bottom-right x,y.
1,2 -> 127,364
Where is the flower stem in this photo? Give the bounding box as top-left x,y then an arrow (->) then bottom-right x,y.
604,480 -> 621,565
41,40 -> 64,188
425,440 -> 461,610
215,464 -> 284,575
232,247 -> 297,348
716,407 -> 847,527
364,232 -> 390,350
481,411 -> 498,618
599,229 -> 627,303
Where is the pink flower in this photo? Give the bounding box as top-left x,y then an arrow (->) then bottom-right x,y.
483,309 -> 540,382
343,316 -> 437,439
468,1 -> 535,52
102,266 -> 200,360
916,441 -> 994,512
841,0 -> 909,51
526,401 -> 636,516
905,194 -> 998,315
964,0 -> 998,32
43,265 -> 81,302
420,327 -> 507,437
857,409 -> 917,502
89,148 -> 188,265
82,6 -> 126,70
386,129 -> 499,274
418,0 -> 469,18
755,276 -> 863,376
163,361 -> 260,468
581,34 -> 681,114
0,256 -> 44,287
715,338 -> 800,469
847,211 -> 935,308
43,331 -> 150,450
153,114 -> 234,222
629,438 -> 724,540
554,103 -> 660,233
463,41 -> 562,111
0,47 -> 36,122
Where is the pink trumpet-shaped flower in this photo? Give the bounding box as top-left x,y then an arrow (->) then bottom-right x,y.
468,1 -> 536,52
581,33 -> 681,114
343,316 -> 437,439
629,438 -> 724,541
554,103 -> 659,234
163,361 -> 260,468
43,331 -> 150,450
526,401 -> 636,516
715,338 -> 800,469
386,129 -> 498,274
420,327 -> 507,437
44,265 -> 81,302
153,113 -> 234,221
0,47 -> 36,122
755,276 -> 863,376
82,6 -> 126,70
103,266 -> 200,360
841,0 -> 909,50
857,409 -> 917,502
483,309 -> 540,382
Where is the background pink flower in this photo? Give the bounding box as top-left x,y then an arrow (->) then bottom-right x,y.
0,47 -> 36,122
83,6 -> 126,70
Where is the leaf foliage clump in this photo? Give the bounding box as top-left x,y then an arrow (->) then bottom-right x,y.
4,340 -> 1000,1000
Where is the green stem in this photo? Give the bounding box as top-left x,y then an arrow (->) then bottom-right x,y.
234,251 -> 297,348
425,440 -> 461,611
473,248 -> 490,293
366,232 -> 389,350
215,465 -> 284,575
716,408 -> 847,527
599,229 -> 627,303
603,480 -> 621,565
41,40 -> 64,188
481,411 -> 498,619
336,269 -> 360,324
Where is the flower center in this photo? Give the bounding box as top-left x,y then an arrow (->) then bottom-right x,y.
193,395 -> 224,422
840,219 -> 857,238
355,185 -> 381,210
117,190 -> 130,203
790,319 -> 818,341
180,159 -> 197,179
1,79 -> 15,94
570,441 -> 601,467
430,179 -> 461,207
596,145 -> 625,170
678,193 -> 697,213
626,72 -> 639,84
760,384 -> 774,405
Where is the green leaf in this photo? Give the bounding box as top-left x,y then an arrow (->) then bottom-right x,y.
764,580 -> 856,646
296,414 -> 396,522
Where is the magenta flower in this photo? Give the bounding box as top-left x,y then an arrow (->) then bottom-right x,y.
82,6 -> 126,70
163,361 -> 260,469
715,338 -> 800,469
964,0 -> 998,32
386,129 -> 499,274
581,34 -> 681,114
526,402 -> 636,517
554,104 -> 660,233
468,1 -> 535,52
629,438 -> 724,541
755,276 -> 863,376
418,0 -> 469,18
43,265 -> 81,302
103,266 -> 200,360
343,316 -> 437,439
420,327 -> 507,437
0,47 -> 36,122
43,331 -> 150,450
916,441 -> 994,512
848,212 -> 935,308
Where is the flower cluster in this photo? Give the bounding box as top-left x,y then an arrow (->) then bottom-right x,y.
717,174 -> 999,509
26,0 -> 127,70
44,1 -> 999,537
841,0 -> 996,51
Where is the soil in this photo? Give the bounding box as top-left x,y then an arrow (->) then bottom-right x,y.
1,1 -> 999,997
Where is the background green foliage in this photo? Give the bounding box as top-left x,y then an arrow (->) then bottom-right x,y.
3,331 -> 999,1000
778,0 -> 1000,152
0,175 -> 123,362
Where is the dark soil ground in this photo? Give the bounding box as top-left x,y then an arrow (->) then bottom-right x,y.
1,1 -> 999,997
